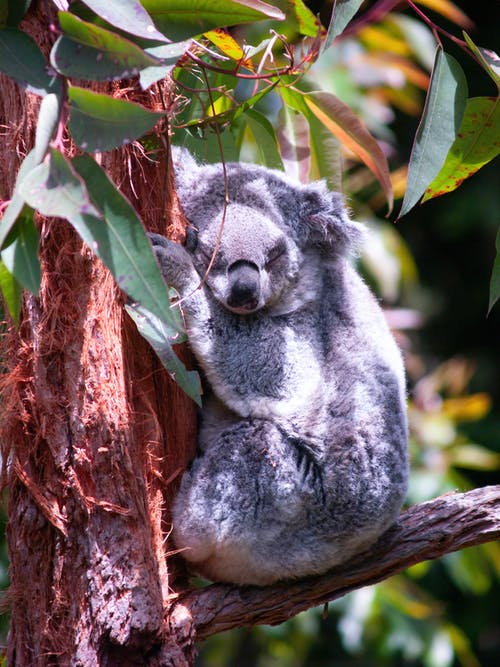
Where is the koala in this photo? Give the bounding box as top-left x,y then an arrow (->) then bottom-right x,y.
150,147 -> 408,586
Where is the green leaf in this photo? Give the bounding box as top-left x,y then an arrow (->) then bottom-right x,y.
245,108 -> 284,170
324,0 -> 364,49
19,148 -> 102,225
0,258 -> 22,324
463,32 -> 500,91
17,149 -> 198,401
423,97 -> 500,203
179,127 -> 240,163
72,154 -> 185,331
302,90 -> 393,211
139,0 -> 285,41
289,0 -> 323,38
79,0 -> 170,41
51,12 -> 160,81
0,149 -> 37,249
276,104 -> 311,183
0,27 -> 61,96
68,86 -> 164,152
281,86 -> 342,191
139,41 -> 190,90
126,303 -> 202,406
400,48 -> 468,218
4,0 -> 31,27
1,214 -> 41,295
34,93 -> 61,164
489,226 -> 500,314
232,82 -> 277,121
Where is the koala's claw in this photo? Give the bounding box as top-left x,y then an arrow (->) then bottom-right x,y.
148,231 -> 171,249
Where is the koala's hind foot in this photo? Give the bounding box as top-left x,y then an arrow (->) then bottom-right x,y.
173,419 -> 321,585
173,419 -> 357,586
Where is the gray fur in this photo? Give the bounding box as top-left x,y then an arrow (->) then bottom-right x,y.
151,147 -> 408,585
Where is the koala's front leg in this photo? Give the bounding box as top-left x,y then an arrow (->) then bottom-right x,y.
149,233 -> 199,295
149,233 -> 214,343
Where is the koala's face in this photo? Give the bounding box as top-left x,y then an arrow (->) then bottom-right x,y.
189,203 -> 301,315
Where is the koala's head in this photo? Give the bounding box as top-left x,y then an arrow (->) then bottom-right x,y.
187,201 -> 300,314
172,147 -> 363,315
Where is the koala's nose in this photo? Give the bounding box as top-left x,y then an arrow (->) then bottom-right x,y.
227,260 -> 260,312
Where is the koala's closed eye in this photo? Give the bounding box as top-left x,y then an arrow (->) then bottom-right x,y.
266,241 -> 287,267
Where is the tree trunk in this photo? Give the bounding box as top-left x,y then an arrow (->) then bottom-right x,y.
0,3 -> 197,665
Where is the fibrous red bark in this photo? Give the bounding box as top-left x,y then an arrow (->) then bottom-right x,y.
0,4 -> 197,664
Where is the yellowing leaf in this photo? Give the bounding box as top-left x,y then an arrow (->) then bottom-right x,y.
416,0 -> 473,29
359,25 -> 411,56
205,28 -> 253,68
290,0 -> 324,38
448,444 -> 500,471
423,97 -> 500,202
442,393 -> 491,421
206,93 -> 233,116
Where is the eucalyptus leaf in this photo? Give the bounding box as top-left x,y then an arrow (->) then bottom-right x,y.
0,258 -> 22,324
489,227 -> 500,314
17,149 -> 196,399
399,48 -> 468,218
68,86 -> 164,151
79,0 -> 170,41
324,0 -> 364,49
463,32 -> 500,90
0,149 -> 37,249
1,214 -> 41,295
139,41 -> 190,90
126,303 -> 201,406
51,12 -> 160,81
423,97 -> 500,203
0,27 -> 61,96
281,86 -> 341,191
19,149 -> 101,225
34,93 -> 61,164
245,108 -> 284,170
276,104 -> 311,184
300,89 -> 392,211
72,154 -> 184,332
139,0 -> 285,42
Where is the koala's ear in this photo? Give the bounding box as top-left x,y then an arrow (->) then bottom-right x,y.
171,146 -> 200,198
299,182 -> 364,255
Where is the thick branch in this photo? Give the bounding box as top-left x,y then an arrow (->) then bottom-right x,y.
170,486 -> 500,640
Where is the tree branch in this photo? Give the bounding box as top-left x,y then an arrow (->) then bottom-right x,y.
170,486 -> 500,641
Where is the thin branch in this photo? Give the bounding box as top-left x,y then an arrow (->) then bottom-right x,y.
169,486 -> 500,641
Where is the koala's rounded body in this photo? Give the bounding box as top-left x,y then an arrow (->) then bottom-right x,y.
151,148 -> 408,585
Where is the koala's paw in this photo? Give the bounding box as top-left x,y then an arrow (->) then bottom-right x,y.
148,233 -> 198,293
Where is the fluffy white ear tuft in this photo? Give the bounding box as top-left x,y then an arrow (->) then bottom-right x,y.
298,182 -> 365,255
171,146 -> 200,197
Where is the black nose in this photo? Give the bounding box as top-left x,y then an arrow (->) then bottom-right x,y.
227,261 -> 260,311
